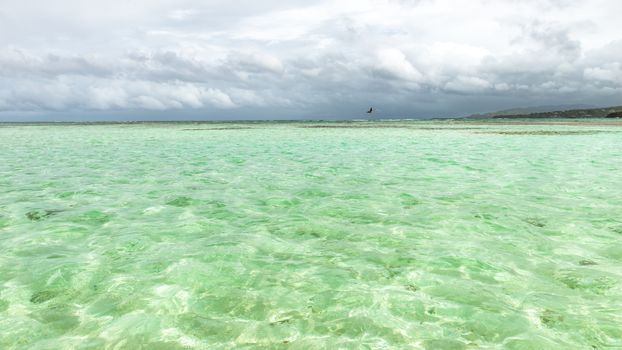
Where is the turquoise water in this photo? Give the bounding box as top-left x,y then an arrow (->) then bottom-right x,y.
1,120 -> 621,349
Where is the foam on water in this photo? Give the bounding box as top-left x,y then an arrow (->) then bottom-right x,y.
1,120 -> 622,349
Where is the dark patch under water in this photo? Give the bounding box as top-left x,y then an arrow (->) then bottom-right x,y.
30,290 -> 57,304
579,259 -> 598,266
166,196 -> 195,207
416,127 -> 486,130
182,127 -> 253,131
477,130 -> 614,136
300,125 -> 410,129
300,125 -> 486,130
25,209 -> 63,221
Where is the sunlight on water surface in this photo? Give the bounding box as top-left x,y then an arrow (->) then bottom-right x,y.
1,120 -> 621,349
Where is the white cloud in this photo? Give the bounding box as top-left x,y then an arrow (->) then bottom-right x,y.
374,49 -> 422,82
0,0 -> 622,119
584,63 -> 622,84
445,76 -> 492,93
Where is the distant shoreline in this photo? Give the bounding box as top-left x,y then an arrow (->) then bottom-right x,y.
2,117 -> 622,127
468,105 -> 622,120
2,105 -> 622,124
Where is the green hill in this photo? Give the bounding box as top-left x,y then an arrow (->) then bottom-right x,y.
468,105 -> 622,119
467,104 -> 597,118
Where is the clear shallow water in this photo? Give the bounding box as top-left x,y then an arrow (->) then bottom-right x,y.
1,120 -> 621,349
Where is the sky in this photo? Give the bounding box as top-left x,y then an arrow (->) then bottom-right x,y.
0,0 -> 621,121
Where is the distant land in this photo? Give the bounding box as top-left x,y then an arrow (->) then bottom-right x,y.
466,105 -> 622,119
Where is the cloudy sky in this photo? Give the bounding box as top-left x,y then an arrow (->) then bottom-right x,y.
1,0 -> 621,120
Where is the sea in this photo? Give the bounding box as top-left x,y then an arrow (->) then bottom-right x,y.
1,119 -> 621,349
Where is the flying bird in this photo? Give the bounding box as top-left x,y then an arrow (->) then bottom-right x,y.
367,107 -> 373,114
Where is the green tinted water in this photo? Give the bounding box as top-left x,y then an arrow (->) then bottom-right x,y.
1,120 -> 621,349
